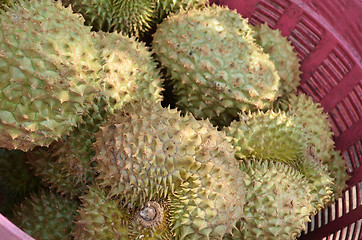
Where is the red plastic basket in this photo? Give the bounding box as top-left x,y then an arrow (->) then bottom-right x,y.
0,0 -> 361,239
209,0 -> 362,239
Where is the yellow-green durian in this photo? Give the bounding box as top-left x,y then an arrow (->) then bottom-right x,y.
0,0 -> 102,151
252,23 -> 301,97
153,5 -> 280,127
279,93 -> 350,198
94,31 -> 164,113
93,101 -> 245,239
224,110 -> 309,164
224,160 -> 314,240
12,190 -> 78,240
296,145 -> 334,212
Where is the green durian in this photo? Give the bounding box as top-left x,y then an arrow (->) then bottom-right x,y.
224,160 -> 314,240
12,190 -> 78,240
278,93 -> 350,198
252,23 -> 301,97
74,185 -> 173,239
94,31 -> 164,113
153,5 -> 280,127
0,0 -> 103,151
328,149 -> 350,201
296,145 -> 334,212
64,0 -> 207,38
224,110 -> 309,164
93,101 -> 245,239
64,0 -> 157,37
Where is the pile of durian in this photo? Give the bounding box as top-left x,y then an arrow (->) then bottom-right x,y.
0,0 -> 350,239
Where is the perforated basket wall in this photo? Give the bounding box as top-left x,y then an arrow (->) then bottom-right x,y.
209,0 -> 362,239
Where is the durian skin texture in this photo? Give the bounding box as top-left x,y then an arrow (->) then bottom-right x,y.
252,23 -> 301,98
224,160 -> 314,240
224,110 -> 309,164
12,190 -> 78,240
0,0 -> 102,151
65,0 -> 156,37
94,31 -> 164,113
74,185 -> 173,240
153,5 -> 280,127
279,93 -> 350,199
93,101 -> 245,239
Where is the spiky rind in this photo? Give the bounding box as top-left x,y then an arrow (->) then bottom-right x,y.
156,0 -> 208,20
94,31 -> 163,113
328,149 -> 350,201
93,101 -> 245,238
12,190 -> 78,240
252,23 -> 301,97
74,185 -> 173,239
0,0 -> 102,151
224,110 -> 308,164
153,5 -> 280,127
73,186 -> 129,239
296,146 -> 334,212
66,0 -> 157,37
225,160 -> 314,240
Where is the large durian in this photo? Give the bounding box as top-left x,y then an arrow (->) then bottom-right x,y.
252,23 -> 301,98
12,190 -> 78,240
93,101 -> 245,239
224,160 -> 314,240
26,30 -> 164,198
153,5 -> 280,127
0,0 -> 102,151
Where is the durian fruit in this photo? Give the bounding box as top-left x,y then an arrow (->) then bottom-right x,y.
156,0 -> 208,20
224,160 -> 314,240
64,0 -> 207,38
0,0 -> 16,9
152,5 -> 280,127
0,0 -> 103,151
279,93 -> 350,198
64,0 -> 157,37
74,185 -> 173,239
328,149 -> 350,200
252,23 -> 301,98
296,145 -> 334,212
224,110 -> 309,164
93,101 -> 245,239
12,190 -> 78,240
94,31 -> 164,113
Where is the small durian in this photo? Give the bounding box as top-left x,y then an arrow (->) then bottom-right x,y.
93,101 -> 245,239
328,149 -> 350,201
12,190 -> 78,240
0,0 -> 103,151
224,160 -> 314,240
252,23 -> 301,97
153,5 -> 280,127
